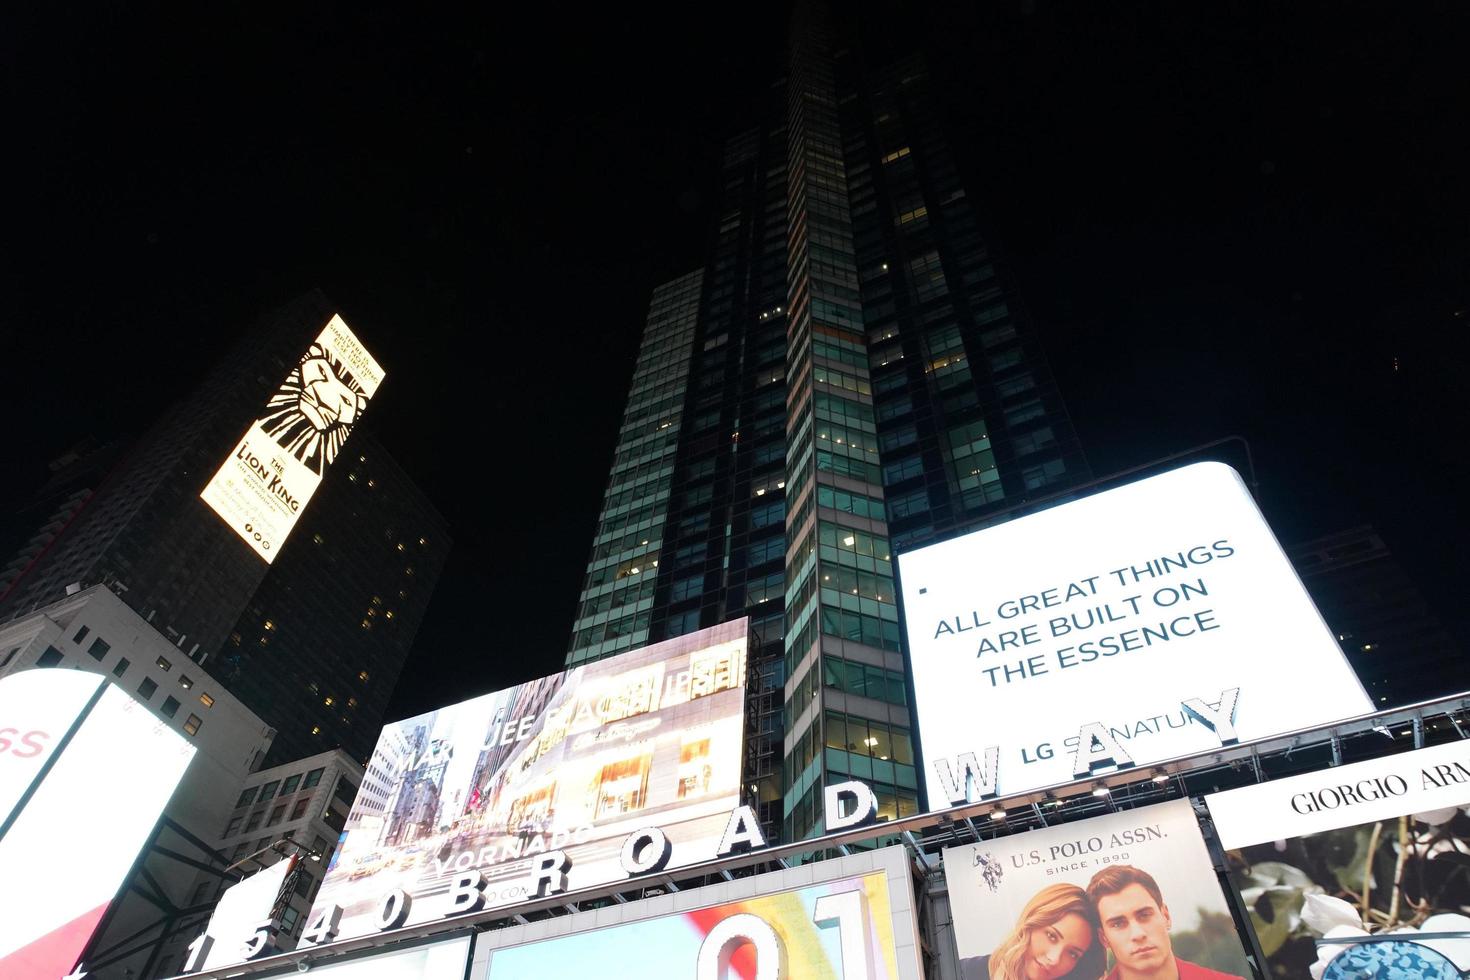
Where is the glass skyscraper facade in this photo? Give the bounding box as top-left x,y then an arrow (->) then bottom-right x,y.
569,7 -> 1088,842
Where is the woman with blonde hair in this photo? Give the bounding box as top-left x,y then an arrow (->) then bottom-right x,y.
960,882 -> 1106,980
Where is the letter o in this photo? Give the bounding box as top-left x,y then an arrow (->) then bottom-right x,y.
696,913 -> 786,980
620,826 -> 673,876
375,888 -> 413,931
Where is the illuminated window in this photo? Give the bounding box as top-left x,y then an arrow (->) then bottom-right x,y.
881,146 -> 911,163
263,620 -> 275,632
360,619 -> 371,630
178,674 -> 193,690
395,542 -> 405,552
418,537 -> 427,546
358,671 -> 370,683
371,595 -> 382,606
324,696 -> 334,707
200,692 -> 215,708
384,611 -> 394,620
347,697 -> 357,708
311,726 -> 321,735
156,656 -> 172,671
312,534 -> 324,545
183,714 -> 202,737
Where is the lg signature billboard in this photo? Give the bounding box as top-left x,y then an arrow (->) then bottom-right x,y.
309,619 -> 748,940
0,670 -> 195,979
200,312 -> 384,561
479,845 -> 922,980
898,462 -> 1371,805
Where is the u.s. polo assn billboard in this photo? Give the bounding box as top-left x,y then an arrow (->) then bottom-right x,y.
306,620 -> 749,942
898,462 -> 1372,806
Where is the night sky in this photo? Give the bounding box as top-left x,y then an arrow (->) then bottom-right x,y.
4,2 -> 1466,721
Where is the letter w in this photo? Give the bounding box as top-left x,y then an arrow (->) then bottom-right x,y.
933,748 -> 1001,805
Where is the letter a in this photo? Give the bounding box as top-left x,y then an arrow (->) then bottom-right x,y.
1071,722 -> 1136,778
716,805 -> 767,857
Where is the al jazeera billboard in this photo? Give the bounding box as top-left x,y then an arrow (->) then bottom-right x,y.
898,462 -> 1373,806
307,620 -> 749,941
201,313 -> 384,561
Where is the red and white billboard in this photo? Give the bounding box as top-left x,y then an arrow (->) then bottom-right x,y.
0,670 -> 195,978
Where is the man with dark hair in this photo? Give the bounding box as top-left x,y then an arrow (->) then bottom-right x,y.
1085,865 -> 1244,980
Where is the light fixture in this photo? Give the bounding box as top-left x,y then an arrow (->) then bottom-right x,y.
843,535 -> 855,546
864,736 -> 879,747
1151,769 -> 1169,785
1092,783 -> 1111,797
990,808 -> 1006,821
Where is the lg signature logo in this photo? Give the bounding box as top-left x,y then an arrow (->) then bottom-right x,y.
0,727 -> 50,758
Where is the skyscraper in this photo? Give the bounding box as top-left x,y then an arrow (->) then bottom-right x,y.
568,7 -> 1088,841
0,290 -> 448,764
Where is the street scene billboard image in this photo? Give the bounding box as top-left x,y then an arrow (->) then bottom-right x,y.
310,619 -> 748,939
898,462 -> 1372,804
0,670 -> 195,979
200,312 -> 384,561
1208,740 -> 1470,979
944,799 -> 1251,980
481,847 -> 921,979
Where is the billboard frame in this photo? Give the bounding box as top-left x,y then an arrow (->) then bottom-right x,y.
167,690 -> 1470,979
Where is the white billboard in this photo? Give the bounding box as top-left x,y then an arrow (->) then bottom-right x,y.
200,313 -> 384,562
197,855 -> 297,969
0,670 -> 195,978
898,462 -> 1371,805
307,620 -> 749,941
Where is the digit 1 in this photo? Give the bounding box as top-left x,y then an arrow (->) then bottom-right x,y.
695,912 -> 787,980
181,932 -> 213,973
813,889 -> 874,980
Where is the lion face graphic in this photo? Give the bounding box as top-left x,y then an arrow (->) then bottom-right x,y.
258,343 -> 369,475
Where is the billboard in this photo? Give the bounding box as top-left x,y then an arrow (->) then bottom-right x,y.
309,619 -> 748,940
479,845 -> 921,979
898,462 -> 1372,804
1207,740 -> 1470,978
944,799 -> 1251,980
197,855 -> 297,969
200,313 -> 384,562
0,670 -> 195,979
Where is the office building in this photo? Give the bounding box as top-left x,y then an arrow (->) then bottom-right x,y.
0,586 -> 277,980
0,291 -> 449,766
567,6 -> 1088,841
1289,525 -> 1464,708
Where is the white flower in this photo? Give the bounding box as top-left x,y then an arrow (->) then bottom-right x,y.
1301,893 -> 1364,935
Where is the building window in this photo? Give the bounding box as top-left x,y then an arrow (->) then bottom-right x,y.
236,787 -> 258,808
244,810 -> 265,832
179,675 -> 193,690
258,780 -> 280,802
112,657 -> 130,678
37,646 -> 64,668
199,692 -> 215,708
224,816 -> 242,837
267,805 -> 286,827
161,696 -> 181,718
86,637 -> 110,661
73,625 -> 90,644
290,798 -> 310,820
156,656 -> 172,671
280,774 -> 301,795
303,768 -> 325,789
281,905 -> 301,935
294,870 -> 315,898
183,714 -> 202,736
137,677 -> 158,700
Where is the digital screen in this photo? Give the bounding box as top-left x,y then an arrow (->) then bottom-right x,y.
1208,741 -> 1470,978
309,619 -> 748,939
943,799 -> 1251,980
898,462 -> 1372,803
482,851 -> 919,979
200,312 -> 384,562
0,671 -> 195,978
